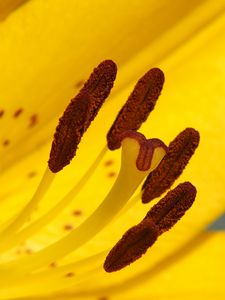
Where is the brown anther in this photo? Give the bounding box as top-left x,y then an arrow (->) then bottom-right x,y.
121,131 -> 167,171
48,60 -> 117,173
107,68 -> 164,150
104,182 -> 196,272
142,128 -> 200,203
104,218 -> 158,272
145,182 -> 196,235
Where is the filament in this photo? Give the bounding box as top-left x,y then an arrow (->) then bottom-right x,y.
0,168 -> 55,239
0,137 -> 152,276
0,146 -> 107,253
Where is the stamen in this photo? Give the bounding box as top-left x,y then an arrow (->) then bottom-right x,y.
0,146 -> 107,253
104,219 -> 158,272
0,60 -> 202,298
0,61 -> 116,239
142,128 -> 200,203
107,68 -> 164,150
0,167 -> 55,240
0,132 -> 166,274
145,182 -> 197,235
104,182 -> 196,272
48,60 -> 117,173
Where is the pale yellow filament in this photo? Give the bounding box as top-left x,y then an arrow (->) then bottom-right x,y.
0,138 -> 166,300
0,167 -> 55,240
0,231 -> 208,298
0,146 -> 107,253
0,139 -> 165,278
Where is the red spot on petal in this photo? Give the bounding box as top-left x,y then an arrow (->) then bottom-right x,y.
104,160 -> 114,167
3,139 -> 10,147
72,210 -> 82,216
14,108 -> 23,118
107,171 -> 116,178
64,224 -> 74,231
27,171 -> 37,178
0,110 -> 4,118
25,248 -> 33,255
65,272 -> 75,278
49,262 -> 57,268
74,80 -> 85,89
29,114 -> 38,128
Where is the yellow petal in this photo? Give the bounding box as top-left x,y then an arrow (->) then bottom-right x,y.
0,0 -> 224,298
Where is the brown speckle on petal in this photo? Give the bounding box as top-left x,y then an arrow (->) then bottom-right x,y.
63,224 -> 74,231
14,108 -> 23,118
29,114 -> 38,128
3,139 -> 10,146
65,272 -> 75,278
27,171 -> 37,178
107,171 -> 116,178
104,160 -> 114,167
72,210 -> 82,217
0,109 -> 5,118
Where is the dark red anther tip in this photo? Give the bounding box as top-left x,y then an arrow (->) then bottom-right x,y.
145,182 -> 197,235
104,218 -> 158,272
104,182 -> 196,272
107,68 -> 164,150
142,128 -> 200,203
48,60 -> 117,173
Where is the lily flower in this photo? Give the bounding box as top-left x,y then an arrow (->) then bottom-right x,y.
0,1 -> 225,299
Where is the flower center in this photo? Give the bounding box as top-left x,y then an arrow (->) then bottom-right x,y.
0,60 -> 199,299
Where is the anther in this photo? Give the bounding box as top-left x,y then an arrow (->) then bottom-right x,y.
145,182 -> 197,235
104,182 -> 196,272
104,218 -> 158,272
48,60 -> 117,173
142,128 -> 200,203
107,68 -> 164,150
